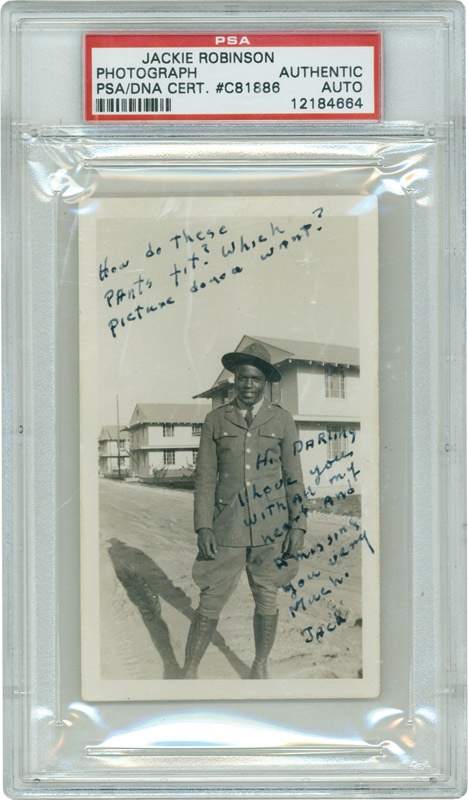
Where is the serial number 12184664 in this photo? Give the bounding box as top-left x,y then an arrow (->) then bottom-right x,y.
291,97 -> 364,110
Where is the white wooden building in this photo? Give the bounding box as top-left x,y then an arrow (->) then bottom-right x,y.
127,403 -> 210,481
98,426 -> 130,478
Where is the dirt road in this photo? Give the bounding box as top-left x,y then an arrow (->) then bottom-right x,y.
99,479 -> 364,681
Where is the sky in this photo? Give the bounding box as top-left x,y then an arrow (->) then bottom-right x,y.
79,193 -> 376,430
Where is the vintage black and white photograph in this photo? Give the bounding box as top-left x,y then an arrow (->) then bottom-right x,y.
79,193 -> 379,700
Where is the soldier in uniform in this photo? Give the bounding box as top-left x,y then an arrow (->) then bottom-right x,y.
182,342 -> 307,679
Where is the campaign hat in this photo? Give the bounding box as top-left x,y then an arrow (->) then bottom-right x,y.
221,341 -> 281,383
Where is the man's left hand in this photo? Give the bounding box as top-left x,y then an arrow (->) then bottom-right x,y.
282,528 -> 305,558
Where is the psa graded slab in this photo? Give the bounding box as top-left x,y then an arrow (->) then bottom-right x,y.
2,1 -> 466,799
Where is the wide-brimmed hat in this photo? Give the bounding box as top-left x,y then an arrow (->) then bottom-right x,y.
221,341 -> 281,383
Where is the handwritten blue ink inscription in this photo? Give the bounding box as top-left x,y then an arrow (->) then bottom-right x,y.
97,211 -> 325,338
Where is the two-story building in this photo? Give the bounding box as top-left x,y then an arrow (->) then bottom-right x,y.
194,335 -> 361,499
98,426 -> 130,478
127,403 -> 211,482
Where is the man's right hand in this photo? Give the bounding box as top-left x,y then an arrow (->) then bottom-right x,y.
197,529 -> 218,559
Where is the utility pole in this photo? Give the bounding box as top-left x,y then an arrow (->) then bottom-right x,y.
116,395 -> 121,480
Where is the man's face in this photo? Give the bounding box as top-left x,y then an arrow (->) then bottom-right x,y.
234,364 -> 266,405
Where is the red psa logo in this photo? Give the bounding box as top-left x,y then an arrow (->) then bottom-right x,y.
214,36 -> 251,45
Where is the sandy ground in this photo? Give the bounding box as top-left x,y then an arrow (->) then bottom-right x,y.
99,479 -> 364,681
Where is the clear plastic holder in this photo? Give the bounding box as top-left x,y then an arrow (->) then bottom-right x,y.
1,1 -> 466,798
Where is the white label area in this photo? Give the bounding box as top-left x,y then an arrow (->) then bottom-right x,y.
85,34 -> 381,121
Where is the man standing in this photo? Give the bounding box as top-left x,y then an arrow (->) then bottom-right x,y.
183,341 -> 307,679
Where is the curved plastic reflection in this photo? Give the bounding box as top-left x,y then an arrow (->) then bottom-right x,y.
36,700 -> 435,767
96,709 -> 377,751
365,706 -> 437,762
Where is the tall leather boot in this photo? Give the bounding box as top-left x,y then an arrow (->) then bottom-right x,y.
182,611 -> 218,678
250,611 -> 279,679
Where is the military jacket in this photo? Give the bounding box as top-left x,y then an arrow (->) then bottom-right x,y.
194,400 -> 306,547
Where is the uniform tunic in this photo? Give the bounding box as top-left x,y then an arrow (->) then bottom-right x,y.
194,400 -> 306,547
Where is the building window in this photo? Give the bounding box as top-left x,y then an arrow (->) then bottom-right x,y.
163,450 -> 175,466
163,423 -> 175,437
268,382 -> 282,404
192,450 -> 198,465
324,366 -> 346,398
327,428 -> 349,460
192,423 -> 202,437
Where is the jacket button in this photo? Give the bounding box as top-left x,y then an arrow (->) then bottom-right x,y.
246,465 -> 251,470
246,448 -> 251,453
223,432 -> 228,436
246,432 -> 252,438
246,481 -> 251,486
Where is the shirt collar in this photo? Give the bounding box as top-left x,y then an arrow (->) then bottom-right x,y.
236,396 -> 264,418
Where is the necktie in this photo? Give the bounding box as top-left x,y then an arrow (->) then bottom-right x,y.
244,407 -> 254,427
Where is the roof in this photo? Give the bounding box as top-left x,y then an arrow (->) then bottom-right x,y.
98,425 -> 129,441
259,336 -> 360,367
194,335 -> 359,398
128,403 -> 210,428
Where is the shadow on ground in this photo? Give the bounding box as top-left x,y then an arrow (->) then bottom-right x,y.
107,538 -> 250,679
